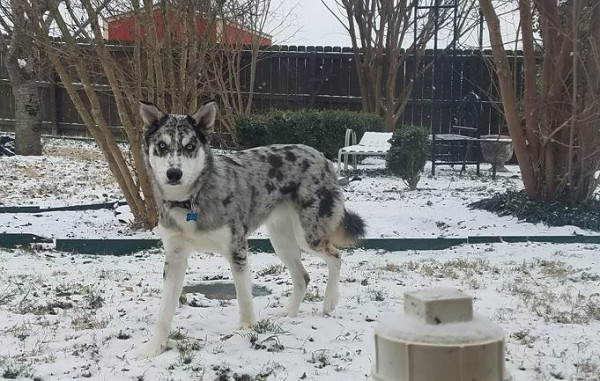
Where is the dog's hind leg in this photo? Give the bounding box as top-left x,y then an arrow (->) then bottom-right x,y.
266,220 -> 309,317
294,213 -> 342,315
311,244 -> 341,315
226,237 -> 256,329
137,238 -> 192,359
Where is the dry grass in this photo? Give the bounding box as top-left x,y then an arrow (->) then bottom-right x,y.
43,145 -> 106,161
0,143 -> 118,201
504,257 -> 600,324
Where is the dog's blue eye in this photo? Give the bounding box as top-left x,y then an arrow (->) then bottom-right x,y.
158,142 -> 167,149
185,144 -> 195,151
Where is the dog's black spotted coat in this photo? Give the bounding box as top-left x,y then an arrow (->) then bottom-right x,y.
137,101 -> 367,358
144,113 -> 364,269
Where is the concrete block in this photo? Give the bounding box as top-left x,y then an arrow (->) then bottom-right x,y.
404,288 -> 473,324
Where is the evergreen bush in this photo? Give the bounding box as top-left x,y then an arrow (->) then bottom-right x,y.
386,125 -> 429,190
236,109 -> 383,159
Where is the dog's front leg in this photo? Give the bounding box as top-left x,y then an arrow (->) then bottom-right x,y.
227,241 -> 256,329
137,240 -> 191,359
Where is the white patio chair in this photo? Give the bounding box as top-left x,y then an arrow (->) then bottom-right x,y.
337,129 -> 393,172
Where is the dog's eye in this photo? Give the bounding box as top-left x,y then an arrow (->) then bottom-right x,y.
185,143 -> 195,151
157,142 -> 167,150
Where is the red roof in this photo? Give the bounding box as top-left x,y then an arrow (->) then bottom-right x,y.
105,8 -> 272,46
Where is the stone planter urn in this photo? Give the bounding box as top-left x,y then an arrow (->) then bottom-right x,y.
480,134 -> 513,172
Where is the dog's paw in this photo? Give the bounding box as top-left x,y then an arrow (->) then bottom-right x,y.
322,297 -> 338,315
135,340 -> 165,360
237,320 -> 256,330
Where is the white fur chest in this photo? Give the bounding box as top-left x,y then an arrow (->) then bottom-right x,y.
158,207 -> 231,254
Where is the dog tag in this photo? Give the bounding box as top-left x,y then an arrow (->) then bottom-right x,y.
186,212 -> 198,221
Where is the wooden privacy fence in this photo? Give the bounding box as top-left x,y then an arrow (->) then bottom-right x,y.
0,45 -> 523,143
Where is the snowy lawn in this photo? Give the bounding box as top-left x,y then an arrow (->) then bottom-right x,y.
0,138 -> 599,380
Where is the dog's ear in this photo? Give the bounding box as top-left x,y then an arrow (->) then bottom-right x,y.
190,101 -> 218,133
139,101 -> 166,126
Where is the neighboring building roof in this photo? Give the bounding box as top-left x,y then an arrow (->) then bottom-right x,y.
103,5 -> 272,42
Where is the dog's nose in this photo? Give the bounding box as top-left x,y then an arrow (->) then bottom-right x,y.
166,168 -> 182,183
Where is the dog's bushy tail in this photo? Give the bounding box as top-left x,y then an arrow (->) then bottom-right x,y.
330,209 -> 366,247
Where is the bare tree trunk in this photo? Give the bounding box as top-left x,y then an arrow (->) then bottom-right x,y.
12,81 -> 42,156
518,0 -> 540,162
327,0 -> 473,132
2,0 -> 45,156
480,0 -> 600,204
479,0 -> 538,198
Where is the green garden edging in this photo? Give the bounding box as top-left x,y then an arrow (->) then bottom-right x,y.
0,206 -> 42,213
52,238 -> 274,255
359,237 -> 466,251
0,233 -> 52,247
55,238 -> 162,256
54,238 -> 467,255
2,233 -> 600,256
0,201 -> 128,214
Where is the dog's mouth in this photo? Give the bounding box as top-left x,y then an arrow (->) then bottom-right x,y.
166,179 -> 182,186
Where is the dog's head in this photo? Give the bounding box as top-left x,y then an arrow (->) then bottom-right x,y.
139,100 -> 217,199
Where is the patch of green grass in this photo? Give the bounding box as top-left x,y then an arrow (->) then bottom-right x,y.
116,330 -> 131,340
247,320 -> 287,352
1,361 -> 34,379
303,286 -> 323,302
368,288 -> 387,302
176,339 -> 203,365
15,282 -> 104,316
510,330 -> 538,348
308,350 -> 330,369
179,293 -> 187,305
252,319 -> 286,335
167,329 -> 203,365
257,264 -> 286,277
377,262 -> 404,273
141,286 -> 161,296
17,300 -> 74,316
6,322 -> 32,341
248,332 -> 285,352
0,287 -> 18,306
422,258 -> 495,278
84,290 -> 104,310
169,329 -> 188,341
576,357 -> 600,379
70,312 -> 109,330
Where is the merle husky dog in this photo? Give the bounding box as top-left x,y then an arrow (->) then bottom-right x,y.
137,100 -> 366,358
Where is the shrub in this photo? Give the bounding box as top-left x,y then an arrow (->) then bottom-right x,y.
469,190 -> 600,231
236,109 -> 383,159
386,125 -> 429,190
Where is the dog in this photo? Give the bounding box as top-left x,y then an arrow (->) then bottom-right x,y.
136,100 -> 366,358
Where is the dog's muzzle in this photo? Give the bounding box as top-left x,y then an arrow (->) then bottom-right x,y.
166,168 -> 183,184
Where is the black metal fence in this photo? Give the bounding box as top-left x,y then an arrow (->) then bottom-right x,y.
0,45 -> 523,140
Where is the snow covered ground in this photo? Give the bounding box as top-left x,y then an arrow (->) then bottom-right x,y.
0,138 -> 599,380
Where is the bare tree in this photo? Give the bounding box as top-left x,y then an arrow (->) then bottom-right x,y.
0,0 -> 53,155
479,0 -> 600,203
21,0 -> 278,227
323,0 -> 478,132
200,0 -> 281,145
129,0 -> 276,146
